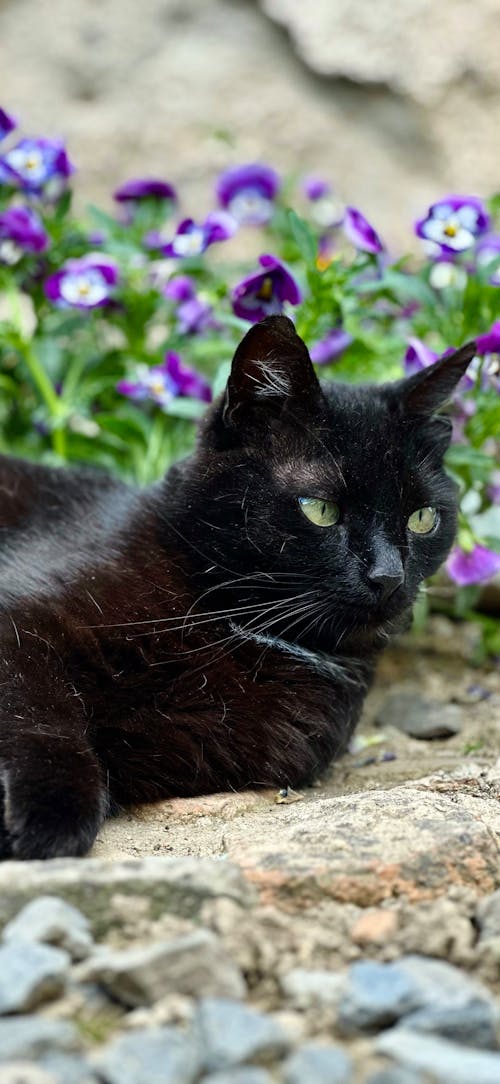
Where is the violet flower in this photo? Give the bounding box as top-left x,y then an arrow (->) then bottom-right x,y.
164,276 -> 196,303
3,137 -> 74,194
231,253 -> 302,323
415,196 -> 489,254
0,205 -> 48,262
446,544 -> 500,586
117,351 -> 211,408
403,337 -> 438,376
310,328 -> 352,364
163,212 -> 237,258
176,297 -> 216,336
216,163 -> 280,226
344,207 -> 384,255
476,235 -> 500,285
303,175 -> 331,201
476,322 -> 500,356
44,253 -> 119,309
0,107 -> 16,142
113,178 -> 177,203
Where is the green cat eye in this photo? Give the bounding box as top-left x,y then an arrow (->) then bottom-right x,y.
407,506 -> 438,534
298,497 -> 341,527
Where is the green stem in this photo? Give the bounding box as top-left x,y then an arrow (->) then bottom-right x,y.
22,341 -> 67,458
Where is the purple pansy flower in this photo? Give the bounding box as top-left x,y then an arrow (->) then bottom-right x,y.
403,337 -> 438,376
164,275 -> 196,303
477,322 -> 500,356
163,212 -> 237,258
3,137 -> 74,194
476,235 -> 500,285
303,176 -> 331,201
231,253 -> 302,323
310,328 -> 352,364
447,544 -> 500,586
117,351 -> 211,408
0,107 -> 16,143
415,196 -> 489,254
176,297 -> 216,336
0,205 -> 48,262
44,253 -> 119,309
303,176 -> 344,230
216,163 -> 280,226
344,207 -> 384,255
113,178 -> 177,203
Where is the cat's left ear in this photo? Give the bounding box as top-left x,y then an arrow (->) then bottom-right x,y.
397,341 -> 477,415
222,315 -> 322,426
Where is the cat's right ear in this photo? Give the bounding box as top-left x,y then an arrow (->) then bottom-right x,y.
222,315 -> 322,427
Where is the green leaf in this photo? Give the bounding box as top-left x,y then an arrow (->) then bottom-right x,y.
285,210 -> 317,265
166,397 -> 208,420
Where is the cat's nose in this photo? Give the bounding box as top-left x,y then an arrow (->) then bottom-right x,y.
370,566 -> 405,601
369,543 -> 405,602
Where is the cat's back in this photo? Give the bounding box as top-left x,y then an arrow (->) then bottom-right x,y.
0,455 -> 138,608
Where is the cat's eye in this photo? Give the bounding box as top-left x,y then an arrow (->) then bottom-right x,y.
298,497 -> 341,527
407,506 -> 438,534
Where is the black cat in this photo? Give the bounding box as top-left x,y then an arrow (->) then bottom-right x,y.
0,315 -> 475,860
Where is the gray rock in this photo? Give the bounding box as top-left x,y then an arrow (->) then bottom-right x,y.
338,955 -> 498,1042
403,1001 -> 497,1050
337,960 -> 418,1032
0,858 -> 253,936
283,1042 -> 353,1083
194,998 -> 290,1072
377,1028 -> 500,1083
374,691 -> 464,739
0,942 -> 70,1014
201,1072 -> 273,1084
477,890 -> 500,941
0,1066 -> 57,1084
39,1055 -> 98,1084
80,929 -> 245,1006
280,969 -> 346,1010
0,1018 -> 80,1062
365,1070 -> 425,1084
91,1027 -> 201,1084
3,897 -> 93,961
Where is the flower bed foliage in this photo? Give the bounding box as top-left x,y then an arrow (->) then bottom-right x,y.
0,108 -> 499,651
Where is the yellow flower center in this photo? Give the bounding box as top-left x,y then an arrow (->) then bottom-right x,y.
443,223 -> 458,237
257,276 -> 273,301
78,283 -> 90,296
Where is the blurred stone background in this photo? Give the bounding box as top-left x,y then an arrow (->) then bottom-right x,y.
1,0 -> 500,249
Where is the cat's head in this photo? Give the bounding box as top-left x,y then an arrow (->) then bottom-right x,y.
171,316 -> 475,652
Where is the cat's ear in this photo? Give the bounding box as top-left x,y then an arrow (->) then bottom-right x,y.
398,341 -> 477,415
222,315 -> 322,426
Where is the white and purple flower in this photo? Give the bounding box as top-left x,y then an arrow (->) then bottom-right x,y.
117,351 -> 211,408
113,178 -> 177,204
0,205 -> 48,263
0,107 -> 16,143
446,544 -> 500,586
310,328 -> 352,364
231,254 -> 302,323
343,207 -> 384,255
303,175 -> 344,230
216,163 -> 280,226
2,137 -> 74,194
163,212 -> 237,258
476,235 -> 500,285
44,253 -> 119,309
164,276 -> 217,335
415,196 -> 489,255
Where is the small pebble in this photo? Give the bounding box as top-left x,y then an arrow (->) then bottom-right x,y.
0,1018 -> 80,1063
377,1027 -> 500,1083
91,1027 -> 201,1084
3,897 -> 93,961
283,1043 -> 353,1083
0,942 -> 70,1015
194,998 -> 290,1072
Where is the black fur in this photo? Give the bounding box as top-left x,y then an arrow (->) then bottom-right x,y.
0,316 -> 475,859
